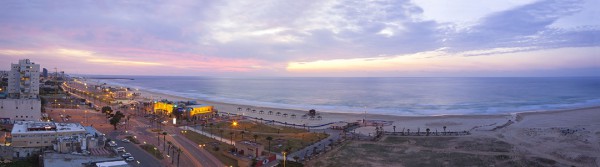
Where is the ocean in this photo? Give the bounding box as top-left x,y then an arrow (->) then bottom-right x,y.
90,76 -> 600,116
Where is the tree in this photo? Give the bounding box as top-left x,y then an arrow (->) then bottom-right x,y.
177,148 -> 182,167
167,141 -> 172,154
219,129 -> 224,139
393,126 -> 396,133
240,131 -> 245,140
102,106 -> 113,115
109,111 -> 125,130
163,132 -> 168,150
266,136 -> 273,152
253,134 -> 258,143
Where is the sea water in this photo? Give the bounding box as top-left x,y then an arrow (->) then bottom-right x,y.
90,76 -> 600,116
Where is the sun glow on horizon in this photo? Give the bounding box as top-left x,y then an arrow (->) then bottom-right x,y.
286,47 -> 600,73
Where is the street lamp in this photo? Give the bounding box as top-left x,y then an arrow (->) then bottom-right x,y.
282,151 -> 287,167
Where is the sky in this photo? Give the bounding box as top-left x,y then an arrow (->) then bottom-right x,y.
0,0 -> 598,77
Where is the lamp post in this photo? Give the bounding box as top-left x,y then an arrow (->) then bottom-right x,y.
283,151 -> 287,167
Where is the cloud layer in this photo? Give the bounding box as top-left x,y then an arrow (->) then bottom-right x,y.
0,0 -> 598,76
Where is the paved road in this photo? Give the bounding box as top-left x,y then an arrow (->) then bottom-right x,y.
109,131 -> 165,167
164,125 -> 225,167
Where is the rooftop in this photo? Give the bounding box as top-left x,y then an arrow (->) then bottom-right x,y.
12,121 -> 86,134
187,104 -> 213,108
43,152 -> 123,167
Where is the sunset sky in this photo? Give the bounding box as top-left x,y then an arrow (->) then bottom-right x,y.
0,0 -> 598,77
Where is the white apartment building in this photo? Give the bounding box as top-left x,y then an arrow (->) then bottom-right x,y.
0,59 -> 42,123
7,59 -> 40,99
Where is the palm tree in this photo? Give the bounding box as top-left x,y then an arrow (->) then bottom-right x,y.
171,146 -> 176,164
407,129 -> 410,135
240,131 -> 245,140
167,141 -> 172,154
276,112 -> 281,116
266,136 -> 273,152
163,132 -> 167,150
176,148 -> 182,167
426,128 -> 430,136
393,126 -> 396,133
219,129 -> 224,139
253,134 -> 258,143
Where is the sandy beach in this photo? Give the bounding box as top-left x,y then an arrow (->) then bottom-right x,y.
101,81 -> 600,166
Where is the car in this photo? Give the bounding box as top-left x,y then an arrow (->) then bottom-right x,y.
108,141 -> 117,147
115,147 -> 125,152
121,139 -> 130,143
121,153 -> 132,158
125,157 -> 135,161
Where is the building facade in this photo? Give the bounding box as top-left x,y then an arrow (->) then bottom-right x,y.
7,59 -> 40,99
0,99 -> 41,123
10,121 -> 92,158
0,59 -> 42,123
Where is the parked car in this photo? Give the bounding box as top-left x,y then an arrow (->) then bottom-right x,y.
108,141 -> 117,147
115,147 -> 125,152
121,153 -> 132,158
125,157 -> 135,161
122,139 -> 130,143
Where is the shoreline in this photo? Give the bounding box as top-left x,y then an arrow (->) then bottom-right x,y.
89,79 -> 600,132
130,84 -> 600,118
119,83 -> 599,133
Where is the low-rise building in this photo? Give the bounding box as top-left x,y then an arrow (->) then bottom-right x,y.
9,121 -> 103,158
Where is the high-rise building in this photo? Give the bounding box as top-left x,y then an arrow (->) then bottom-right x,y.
7,59 -> 40,99
42,68 -> 48,78
1,59 -> 42,123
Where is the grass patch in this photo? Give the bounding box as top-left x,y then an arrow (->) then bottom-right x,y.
140,144 -> 164,160
181,130 -> 239,167
125,136 -> 140,144
203,121 -> 329,153
457,138 -> 512,152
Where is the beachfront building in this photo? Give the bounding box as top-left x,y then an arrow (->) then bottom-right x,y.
186,104 -> 214,119
9,121 -> 103,158
0,59 -> 42,123
7,59 -> 40,99
153,101 -> 174,115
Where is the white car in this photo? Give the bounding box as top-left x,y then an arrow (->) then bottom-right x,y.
115,147 -> 125,152
125,156 -> 135,161
121,153 -> 132,158
122,139 -> 130,143
108,141 -> 117,147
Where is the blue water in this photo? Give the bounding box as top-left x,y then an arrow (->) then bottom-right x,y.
90,76 -> 600,116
